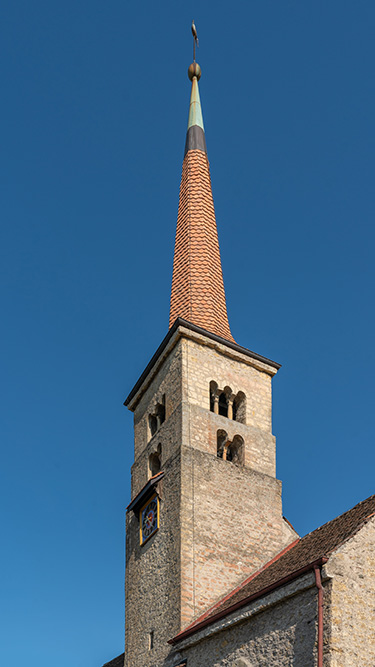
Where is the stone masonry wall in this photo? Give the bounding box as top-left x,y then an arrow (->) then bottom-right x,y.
180,443 -> 295,626
125,344 -> 184,667
183,337 -> 273,432
133,340 -> 183,468
182,335 -> 276,476
179,335 -> 295,626
125,329 -> 295,666
323,516 -> 375,667
188,405 -> 276,478
125,442 -> 182,667
171,574 -> 319,667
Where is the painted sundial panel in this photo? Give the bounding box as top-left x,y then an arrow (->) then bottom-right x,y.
139,494 -> 159,545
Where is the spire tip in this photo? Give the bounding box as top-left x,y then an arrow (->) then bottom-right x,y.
191,20 -> 199,62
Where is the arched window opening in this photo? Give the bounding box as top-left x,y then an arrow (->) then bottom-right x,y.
148,444 -> 162,478
155,402 -> 165,426
226,435 -> 244,464
148,395 -> 166,440
233,391 -> 246,424
149,452 -> 161,477
210,382 -> 245,423
149,414 -> 158,437
226,444 -> 233,462
218,392 -> 228,417
217,430 -> 228,459
217,431 -> 244,465
209,381 -> 218,413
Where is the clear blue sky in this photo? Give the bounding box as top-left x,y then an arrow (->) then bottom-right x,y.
1,2 -> 374,665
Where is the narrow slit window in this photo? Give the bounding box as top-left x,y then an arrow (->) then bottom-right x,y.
233,391 -> 246,424
149,415 -> 157,437
148,444 -> 162,478
209,381 -> 218,413
148,396 -> 166,440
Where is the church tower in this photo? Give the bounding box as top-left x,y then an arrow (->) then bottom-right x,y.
124,52 -> 296,667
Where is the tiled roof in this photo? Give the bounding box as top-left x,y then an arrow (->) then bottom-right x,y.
171,494 -> 375,644
102,653 -> 124,667
169,148 -> 234,342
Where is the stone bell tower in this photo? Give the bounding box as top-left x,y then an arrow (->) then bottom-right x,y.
124,56 -> 296,667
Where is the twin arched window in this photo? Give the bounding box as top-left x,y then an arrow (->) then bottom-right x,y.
209,382 -> 246,423
217,430 -> 244,464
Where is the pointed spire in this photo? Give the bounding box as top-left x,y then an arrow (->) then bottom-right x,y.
169,56 -> 234,342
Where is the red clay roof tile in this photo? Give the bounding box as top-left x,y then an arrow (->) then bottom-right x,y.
169,149 -> 234,342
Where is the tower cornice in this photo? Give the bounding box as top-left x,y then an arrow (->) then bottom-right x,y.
124,318 -> 281,412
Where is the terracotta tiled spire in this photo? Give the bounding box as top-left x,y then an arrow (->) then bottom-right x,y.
169,62 -> 234,342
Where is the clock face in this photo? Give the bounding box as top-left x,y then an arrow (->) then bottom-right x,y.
140,495 -> 159,545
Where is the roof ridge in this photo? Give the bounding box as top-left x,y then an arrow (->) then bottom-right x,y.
170,556 -> 327,645
324,505 -> 375,557
300,493 -> 375,541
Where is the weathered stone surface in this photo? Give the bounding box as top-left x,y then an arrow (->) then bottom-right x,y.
169,573 -> 319,667
324,516 -> 375,666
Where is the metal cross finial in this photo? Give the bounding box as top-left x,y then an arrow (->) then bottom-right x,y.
191,20 -> 199,61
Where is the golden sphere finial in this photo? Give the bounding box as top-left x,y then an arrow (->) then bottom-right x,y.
188,62 -> 201,81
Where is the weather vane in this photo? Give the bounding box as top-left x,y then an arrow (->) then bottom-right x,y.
191,20 -> 199,62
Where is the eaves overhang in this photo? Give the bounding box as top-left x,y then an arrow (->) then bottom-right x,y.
169,556 -> 328,646
126,471 -> 165,514
124,318 -> 281,410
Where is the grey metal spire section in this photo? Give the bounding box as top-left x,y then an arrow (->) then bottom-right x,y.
184,61 -> 207,156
